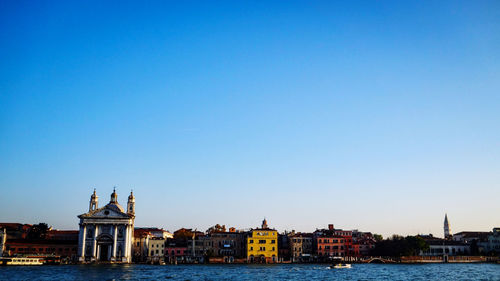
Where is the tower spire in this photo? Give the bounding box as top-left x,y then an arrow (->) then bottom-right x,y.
444,213 -> 451,239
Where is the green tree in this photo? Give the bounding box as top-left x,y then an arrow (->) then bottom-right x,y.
404,236 -> 429,256
373,234 -> 383,242
27,223 -> 49,240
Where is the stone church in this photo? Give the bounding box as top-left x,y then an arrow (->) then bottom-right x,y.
77,188 -> 135,263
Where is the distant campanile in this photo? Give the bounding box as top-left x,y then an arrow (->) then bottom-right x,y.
444,213 -> 451,238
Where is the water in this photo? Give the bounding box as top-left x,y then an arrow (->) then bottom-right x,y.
1,263 -> 499,281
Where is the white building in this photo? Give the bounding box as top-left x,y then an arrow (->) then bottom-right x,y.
479,228 -> 500,254
420,241 -> 470,256
147,237 -> 165,263
77,188 -> 135,263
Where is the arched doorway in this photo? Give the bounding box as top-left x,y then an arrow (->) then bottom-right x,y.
97,234 -> 113,261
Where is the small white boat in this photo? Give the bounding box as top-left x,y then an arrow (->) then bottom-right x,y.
331,263 -> 351,269
1,257 -> 43,266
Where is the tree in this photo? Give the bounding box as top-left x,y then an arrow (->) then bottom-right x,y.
373,234 -> 383,242
27,223 -> 49,240
404,236 -> 429,256
206,224 -> 226,234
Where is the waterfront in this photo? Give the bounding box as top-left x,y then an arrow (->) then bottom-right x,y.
1,264 -> 499,281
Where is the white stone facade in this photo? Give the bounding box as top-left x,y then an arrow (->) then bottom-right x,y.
78,189 -> 135,263
0,228 -> 6,257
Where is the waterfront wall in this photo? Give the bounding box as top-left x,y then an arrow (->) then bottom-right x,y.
401,256 -> 493,263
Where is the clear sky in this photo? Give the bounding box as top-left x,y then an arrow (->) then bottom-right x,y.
1,0 -> 499,238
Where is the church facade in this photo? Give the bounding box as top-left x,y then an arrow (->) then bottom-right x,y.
77,189 -> 135,263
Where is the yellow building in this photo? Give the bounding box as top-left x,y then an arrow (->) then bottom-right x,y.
247,219 -> 278,263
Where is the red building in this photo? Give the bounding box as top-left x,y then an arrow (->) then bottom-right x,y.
1,225 -> 79,259
165,238 -> 188,263
314,224 -> 361,258
333,229 -> 360,257
5,239 -> 78,258
165,246 -> 187,259
46,230 -> 79,241
0,223 -> 32,239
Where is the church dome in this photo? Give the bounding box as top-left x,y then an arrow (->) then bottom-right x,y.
105,202 -> 125,213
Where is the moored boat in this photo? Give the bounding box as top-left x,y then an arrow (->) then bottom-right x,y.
0,257 -> 44,266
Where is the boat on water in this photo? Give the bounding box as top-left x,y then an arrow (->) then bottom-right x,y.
329,256 -> 351,269
0,257 -> 44,266
331,263 -> 352,269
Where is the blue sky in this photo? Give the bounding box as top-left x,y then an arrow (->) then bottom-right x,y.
1,0 -> 499,237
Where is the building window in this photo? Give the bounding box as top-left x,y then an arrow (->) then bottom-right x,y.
259,240 -> 266,244
249,240 -> 253,244
271,240 -> 275,244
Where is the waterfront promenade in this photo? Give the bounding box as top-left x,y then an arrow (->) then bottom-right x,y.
1,263 -> 499,281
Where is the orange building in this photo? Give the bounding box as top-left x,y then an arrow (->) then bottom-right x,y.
316,236 -> 345,257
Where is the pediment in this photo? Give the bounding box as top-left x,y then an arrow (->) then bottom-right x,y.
93,208 -> 128,218
79,205 -> 130,219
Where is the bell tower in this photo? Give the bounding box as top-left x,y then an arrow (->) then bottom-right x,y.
444,213 -> 451,239
127,191 -> 135,215
89,188 -> 98,211
262,218 -> 268,229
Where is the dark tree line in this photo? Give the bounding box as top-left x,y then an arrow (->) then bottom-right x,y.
372,235 -> 429,257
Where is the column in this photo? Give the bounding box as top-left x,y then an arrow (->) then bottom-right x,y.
129,224 -> 134,261
124,224 -> 129,262
93,225 -> 98,259
80,224 -> 87,258
112,225 -> 118,259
